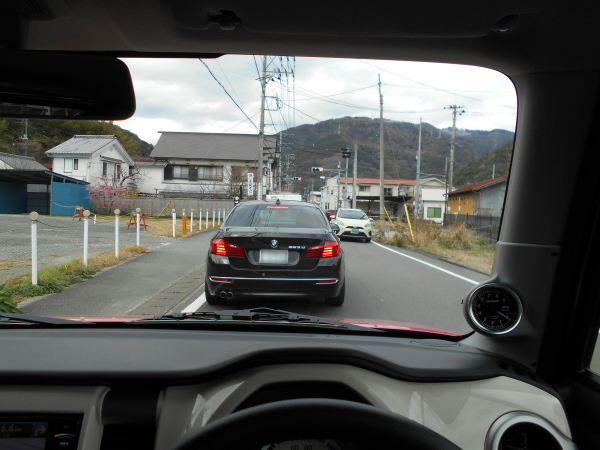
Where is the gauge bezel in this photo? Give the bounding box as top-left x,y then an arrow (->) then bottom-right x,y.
465,283 -> 523,335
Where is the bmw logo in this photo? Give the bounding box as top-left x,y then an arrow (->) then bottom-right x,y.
271,240 -> 278,248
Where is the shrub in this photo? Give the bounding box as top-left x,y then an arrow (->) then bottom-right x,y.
0,284 -> 22,313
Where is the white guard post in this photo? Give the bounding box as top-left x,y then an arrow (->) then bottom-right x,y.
83,210 -> 91,266
136,207 -> 141,246
190,209 -> 194,232
29,211 -> 39,285
114,209 -> 120,258
172,209 -> 176,238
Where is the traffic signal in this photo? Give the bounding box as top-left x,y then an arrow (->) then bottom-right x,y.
341,148 -> 351,158
292,177 -> 302,181
311,167 -> 324,172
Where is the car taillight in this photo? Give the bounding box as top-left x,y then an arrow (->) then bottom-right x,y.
304,240 -> 340,258
209,239 -> 244,257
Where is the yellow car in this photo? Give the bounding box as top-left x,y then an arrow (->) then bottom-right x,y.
333,208 -> 372,242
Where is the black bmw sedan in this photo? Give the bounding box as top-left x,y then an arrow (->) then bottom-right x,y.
205,200 -> 345,306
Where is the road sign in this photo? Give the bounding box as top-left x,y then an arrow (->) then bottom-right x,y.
247,173 -> 254,196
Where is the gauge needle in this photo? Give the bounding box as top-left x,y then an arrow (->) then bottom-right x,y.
498,311 -> 511,320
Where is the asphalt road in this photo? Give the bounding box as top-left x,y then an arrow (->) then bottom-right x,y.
19,228 -> 490,334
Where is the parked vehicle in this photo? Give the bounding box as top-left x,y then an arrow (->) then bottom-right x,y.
333,208 -> 372,242
205,200 -> 345,305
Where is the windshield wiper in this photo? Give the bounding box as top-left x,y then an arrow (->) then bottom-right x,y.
139,307 -> 382,332
0,313 -> 93,326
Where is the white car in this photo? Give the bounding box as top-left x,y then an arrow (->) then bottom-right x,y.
333,209 -> 372,242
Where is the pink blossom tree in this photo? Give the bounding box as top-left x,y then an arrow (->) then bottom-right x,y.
87,175 -> 134,212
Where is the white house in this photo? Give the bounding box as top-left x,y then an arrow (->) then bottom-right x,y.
415,177 -> 447,223
320,176 -> 415,217
45,135 -> 134,185
145,132 -> 276,197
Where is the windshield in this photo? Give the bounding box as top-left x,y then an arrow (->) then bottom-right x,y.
338,210 -> 368,220
0,56 -> 517,336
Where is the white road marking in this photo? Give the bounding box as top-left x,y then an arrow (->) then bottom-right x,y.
371,241 -> 481,285
182,292 -> 206,313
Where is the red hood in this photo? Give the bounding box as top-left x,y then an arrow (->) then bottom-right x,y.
57,315 -> 459,335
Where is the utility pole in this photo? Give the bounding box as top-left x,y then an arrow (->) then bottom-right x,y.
257,55 -> 268,200
444,105 -> 465,193
352,144 -> 358,209
415,117 -> 422,221
492,163 -> 496,179
378,75 -> 385,234
23,119 -> 29,156
337,161 -> 341,208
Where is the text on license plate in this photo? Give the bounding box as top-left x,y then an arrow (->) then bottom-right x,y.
260,250 -> 289,264
351,229 -> 359,234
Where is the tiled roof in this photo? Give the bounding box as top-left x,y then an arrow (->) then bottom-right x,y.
340,177 -> 416,185
0,152 -> 47,170
132,156 -> 155,162
132,156 -> 167,167
450,176 -> 507,195
150,132 -> 277,161
45,135 -> 118,156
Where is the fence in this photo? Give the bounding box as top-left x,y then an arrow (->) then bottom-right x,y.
90,197 -> 235,218
443,213 -> 501,245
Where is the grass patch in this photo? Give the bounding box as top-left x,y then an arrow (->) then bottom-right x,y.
377,219 -> 495,273
5,245 -> 147,302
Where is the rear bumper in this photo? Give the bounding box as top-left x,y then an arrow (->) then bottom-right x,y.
205,275 -> 343,299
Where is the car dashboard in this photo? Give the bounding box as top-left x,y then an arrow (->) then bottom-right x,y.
0,327 -> 576,449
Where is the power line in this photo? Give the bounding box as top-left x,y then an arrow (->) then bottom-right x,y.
359,60 -> 517,109
199,59 -> 258,130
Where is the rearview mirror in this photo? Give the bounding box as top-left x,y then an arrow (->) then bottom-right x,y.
330,223 -> 340,233
330,215 -> 336,219
0,51 -> 136,120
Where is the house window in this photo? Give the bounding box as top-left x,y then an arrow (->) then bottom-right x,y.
427,207 -> 442,218
173,165 -> 189,179
73,159 -> 78,170
64,159 -> 73,173
164,164 -> 223,181
102,162 -> 108,176
197,166 -> 223,180
359,186 -> 370,192
384,187 -> 393,195
115,164 -> 121,180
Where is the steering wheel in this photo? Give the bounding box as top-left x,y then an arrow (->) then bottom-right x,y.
168,398 -> 462,450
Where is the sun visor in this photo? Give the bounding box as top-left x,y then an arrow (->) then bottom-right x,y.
167,0 -> 556,37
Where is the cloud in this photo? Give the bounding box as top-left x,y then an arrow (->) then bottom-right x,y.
117,56 -> 517,144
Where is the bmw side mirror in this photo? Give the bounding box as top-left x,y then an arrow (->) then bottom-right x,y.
330,223 -> 340,233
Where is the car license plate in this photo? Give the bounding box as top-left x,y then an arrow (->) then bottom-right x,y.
260,250 -> 289,264
351,228 -> 359,234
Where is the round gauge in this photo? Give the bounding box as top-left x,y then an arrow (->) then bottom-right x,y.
465,284 -> 523,334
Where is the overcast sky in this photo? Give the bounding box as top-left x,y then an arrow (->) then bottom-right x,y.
117,56 -> 517,145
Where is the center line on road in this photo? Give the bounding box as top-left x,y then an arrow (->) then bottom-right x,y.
372,241 -> 481,285
182,292 -> 206,313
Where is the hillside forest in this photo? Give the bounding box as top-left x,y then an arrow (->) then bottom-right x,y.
0,116 -> 513,190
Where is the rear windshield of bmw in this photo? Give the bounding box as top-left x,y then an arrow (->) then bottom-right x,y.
225,203 -> 329,228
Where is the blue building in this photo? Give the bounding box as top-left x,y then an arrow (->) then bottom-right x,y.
0,152 -> 89,216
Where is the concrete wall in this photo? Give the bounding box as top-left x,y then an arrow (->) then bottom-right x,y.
91,197 -> 235,218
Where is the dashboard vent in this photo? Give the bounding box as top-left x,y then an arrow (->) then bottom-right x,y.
486,412 -> 577,450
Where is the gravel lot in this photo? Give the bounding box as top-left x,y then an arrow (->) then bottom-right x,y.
0,214 -> 173,283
